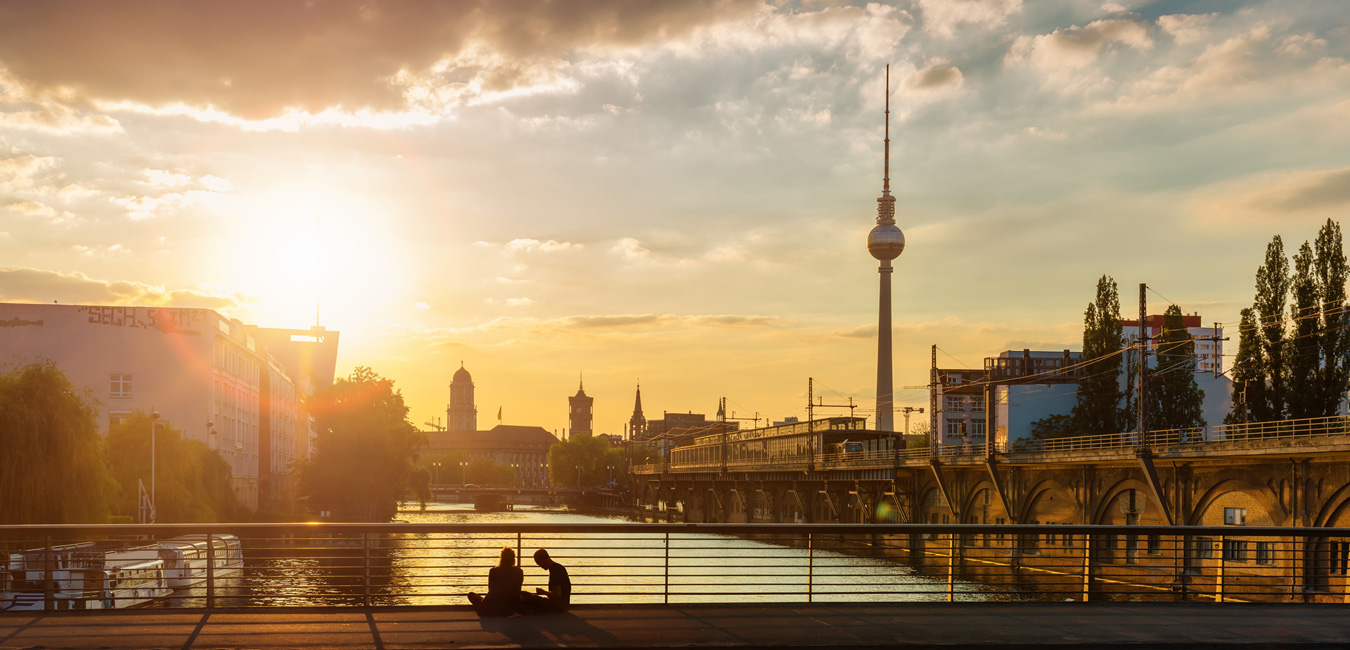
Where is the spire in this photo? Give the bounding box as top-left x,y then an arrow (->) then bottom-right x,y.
629,380 -> 646,437
632,381 -> 643,416
876,63 -> 896,227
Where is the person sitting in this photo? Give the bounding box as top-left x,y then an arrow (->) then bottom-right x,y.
467,547 -> 523,618
521,548 -> 571,613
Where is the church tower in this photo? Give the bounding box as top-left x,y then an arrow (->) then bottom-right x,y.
628,382 -> 646,440
569,375 -> 593,437
447,363 -> 477,433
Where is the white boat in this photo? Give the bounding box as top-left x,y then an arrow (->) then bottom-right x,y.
158,534 -> 244,588
2,543 -> 172,611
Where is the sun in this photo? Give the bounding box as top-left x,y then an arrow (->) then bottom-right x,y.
213,183 -> 406,328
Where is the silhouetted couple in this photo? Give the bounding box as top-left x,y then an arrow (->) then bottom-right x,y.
466,547 -> 571,617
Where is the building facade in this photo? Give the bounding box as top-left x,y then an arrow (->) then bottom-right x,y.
569,379 -> 593,437
0,303 -> 335,511
446,364 -> 477,433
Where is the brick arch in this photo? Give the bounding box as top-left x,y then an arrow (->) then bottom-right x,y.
1092,479 -> 1165,525
1187,478 -> 1286,526
960,481 -> 1008,525
777,488 -> 806,523
1312,483 -> 1350,527
1019,479 -> 1079,524
844,490 -> 873,524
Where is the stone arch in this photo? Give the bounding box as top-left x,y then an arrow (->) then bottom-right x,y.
703,488 -> 725,523
777,489 -> 806,524
960,481 -> 1010,526
1018,479 -> 1080,525
1307,485 -> 1350,595
1313,483 -> 1350,527
874,491 -> 905,523
726,489 -> 748,523
917,487 -> 953,524
1093,479 -> 1168,526
749,489 -> 774,523
1187,478 -> 1286,527
844,490 -> 872,524
810,489 -> 839,523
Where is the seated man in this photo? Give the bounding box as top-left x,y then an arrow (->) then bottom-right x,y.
521,548 -> 571,613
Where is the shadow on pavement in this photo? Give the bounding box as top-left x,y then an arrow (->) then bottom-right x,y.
478,612 -> 622,648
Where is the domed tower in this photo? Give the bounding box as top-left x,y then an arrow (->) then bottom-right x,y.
867,65 -> 905,433
569,375 -> 593,437
447,363 -> 477,433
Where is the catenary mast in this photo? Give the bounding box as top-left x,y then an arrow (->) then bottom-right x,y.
866,65 -> 905,432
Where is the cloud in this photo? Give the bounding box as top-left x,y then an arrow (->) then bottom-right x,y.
907,60 -> 964,91
0,267 -> 249,310
505,297 -> 535,307
612,237 -> 650,260
505,238 -> 577,253
1187,166 -> 1350,225
1158,14 -> 1217,46
5,200 -> 57,218
917,0 -> 1022,39
0,1 -> 761,121
1007,19 -> 1152,77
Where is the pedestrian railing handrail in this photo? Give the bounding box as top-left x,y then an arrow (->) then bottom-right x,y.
4,522 -> 1349,611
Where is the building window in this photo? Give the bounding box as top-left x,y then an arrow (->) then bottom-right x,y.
944,396 -> 964,412
1147,534 -> 1163,555
970,418 -> 986,436
1255,542 -> 1275,565
1222,539 -> 1248,563
108,411 -> 131,430
1195,537 -> 1214,560
970,397 -> 985,411
945,421 -> 963,437
109,374 -> 133,398
1224,507 -> 1246,525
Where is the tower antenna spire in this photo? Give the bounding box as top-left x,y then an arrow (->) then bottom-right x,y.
883,63 -> 890,196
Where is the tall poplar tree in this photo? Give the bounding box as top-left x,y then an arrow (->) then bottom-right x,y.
1313,219 -> 1350,416
1286,242 -> 1320,419
1226,308 -> 1267,425
1071,275 -> 1126,434
1253,235 -> 1289,421
1149,305 -> 1206,431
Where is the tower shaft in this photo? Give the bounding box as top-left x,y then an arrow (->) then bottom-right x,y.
877,262 -> 894,431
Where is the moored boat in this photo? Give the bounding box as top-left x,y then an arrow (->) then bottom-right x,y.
2,543 -> 172,611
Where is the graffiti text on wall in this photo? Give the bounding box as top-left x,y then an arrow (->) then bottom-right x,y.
76,306 -> 204,336
0,317 -> 43,328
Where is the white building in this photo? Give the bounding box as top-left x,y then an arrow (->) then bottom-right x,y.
0,303 -> 336,510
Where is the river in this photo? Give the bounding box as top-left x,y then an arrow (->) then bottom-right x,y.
162,504 -> 999,607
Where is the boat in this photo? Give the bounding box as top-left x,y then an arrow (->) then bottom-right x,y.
2,542 -> 172,611
106,535 -> 245,589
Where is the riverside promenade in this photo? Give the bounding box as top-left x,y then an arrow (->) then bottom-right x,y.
3,603 -> 1350,649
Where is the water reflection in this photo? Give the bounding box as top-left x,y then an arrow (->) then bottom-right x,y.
156,504 -> 996,607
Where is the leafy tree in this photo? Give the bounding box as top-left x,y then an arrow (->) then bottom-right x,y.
106,411 -> 238,522
1253,235 -> 1289,420
1313,219 -> 1350,416
1148,306 -> 1206,431
548,432 -> 622,487
0,362 -> 116,524
1070,275 -> 1126,434
1226,308 -> 1267,424
905,422 -> 931,450
301,367 -> 425,521
1030,413 -> 1075,440
1287,242 -> 1320,419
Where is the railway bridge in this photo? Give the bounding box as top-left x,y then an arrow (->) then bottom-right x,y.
632,414 -> 1350,601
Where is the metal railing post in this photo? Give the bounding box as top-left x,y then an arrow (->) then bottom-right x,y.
43,535 -> 53,612
1216,535 -> 1225,603
807,532 -> 814,603
363,533 -> 372,607
1081,533 -> 1092,602
663,532 -> 670,605
947,533 -> 957,602
516,532 -> 522,569
206,532 -> 216,609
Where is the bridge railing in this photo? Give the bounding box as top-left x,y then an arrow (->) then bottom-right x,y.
3,522 -> 1348,611
1026,414 -> 1350,454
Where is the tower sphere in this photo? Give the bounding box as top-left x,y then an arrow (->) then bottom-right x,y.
868,223 -> 905,261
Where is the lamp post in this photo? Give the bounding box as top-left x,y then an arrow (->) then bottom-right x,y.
460,462 -> 468,486
150,410 -> 160,523
576,465 -> 582,488
432,462 -> 441,485
607,465 -> 614,484
510,463 -> 519,489
540,463 -> 547,489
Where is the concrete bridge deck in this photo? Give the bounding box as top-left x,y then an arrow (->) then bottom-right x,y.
3,603 -> 1348,649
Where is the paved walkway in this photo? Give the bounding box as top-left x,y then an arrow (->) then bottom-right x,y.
2,603 -> 1348,649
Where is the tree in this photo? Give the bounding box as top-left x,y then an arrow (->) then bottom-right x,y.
1286,242 -> 1320,419
548,432 -> 621,487
106,411 -> 238,522
1148,305 -> 1206,431
1253,235 -> 1289,420
301,367 -> 425,521
1071,275 -> 1126,434
0,362 -> 116,524
1313,219 -> 1350,416
906,422 -> 931,449
1226,308 -> 1267,425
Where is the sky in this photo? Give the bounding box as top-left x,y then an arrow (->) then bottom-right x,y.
1,0 -> 1348,436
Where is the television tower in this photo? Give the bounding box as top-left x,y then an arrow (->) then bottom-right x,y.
866,65 -> 905,432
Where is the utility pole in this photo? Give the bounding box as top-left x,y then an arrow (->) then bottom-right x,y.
1137,283 -> 1148,452
929,344 -> 939,457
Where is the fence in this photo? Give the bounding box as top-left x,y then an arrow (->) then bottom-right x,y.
3,522 -> 1349,612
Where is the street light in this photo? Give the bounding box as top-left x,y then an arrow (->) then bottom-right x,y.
575,465 -> 582,488
432,461 -> 441,485
607,465 -> 614,484
460,461 -> 468,486
540,463 -> 547,488
150,409 -> 160,523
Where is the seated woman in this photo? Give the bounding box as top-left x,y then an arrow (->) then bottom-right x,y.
466,547 -> 523,617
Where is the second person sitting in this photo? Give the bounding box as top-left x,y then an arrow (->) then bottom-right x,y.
466,546 -> 523,618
